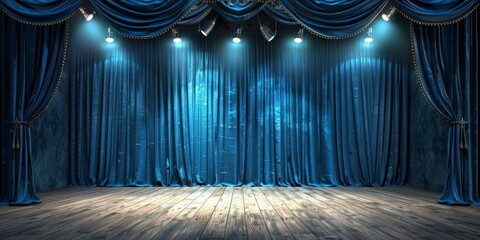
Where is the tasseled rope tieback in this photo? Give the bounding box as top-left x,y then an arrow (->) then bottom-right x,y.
450,118 -> 468,149
11,118 -> 29,150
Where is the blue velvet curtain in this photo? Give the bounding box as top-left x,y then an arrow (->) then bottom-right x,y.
0,0 -> 81,24
394,0 -> 479,23
67,21 -> 410,187
1,0 -> 478,207
210,1 -> 266,23
178,3 -> 212,25
411,10 -> 479,205
263,4 -> 296,26
0,13 -> 67,205
277,0 -> 387,38
89,0 -> 198,38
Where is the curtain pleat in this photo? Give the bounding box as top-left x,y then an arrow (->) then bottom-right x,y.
67,24 -> 410,187
0,13 -> 67,205
411,10 -> 479,205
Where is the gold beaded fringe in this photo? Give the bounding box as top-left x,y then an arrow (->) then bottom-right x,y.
28,20 -> 70,124
399,3 -> 479,26
2,12 -> 71,149
1,8 -> 77,26
408,5 -> 479,122
409,22 -> 450,121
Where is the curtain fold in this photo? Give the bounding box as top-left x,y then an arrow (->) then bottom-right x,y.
394,0 -> 479,24
411,10 -> 479,205
263,4 -> 296,25
67,22 -> 410,187
0,13 -> 68,205
210,1 -> 266,23
278,0 -> 387,38
178,3 -> 212,25
0,0 -> 81,24
89,0 -> 199,38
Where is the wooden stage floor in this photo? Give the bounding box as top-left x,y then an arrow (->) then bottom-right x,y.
0,187 -> 479,239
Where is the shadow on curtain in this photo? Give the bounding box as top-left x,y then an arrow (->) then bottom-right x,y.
67,18 -> 411,187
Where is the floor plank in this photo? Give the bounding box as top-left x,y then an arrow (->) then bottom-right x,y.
1,186 -> 479,240
224,187 -> 248,240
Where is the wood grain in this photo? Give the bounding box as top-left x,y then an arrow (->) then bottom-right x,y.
0,186 -> 479,240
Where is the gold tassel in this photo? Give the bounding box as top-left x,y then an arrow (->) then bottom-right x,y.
12,119 -> 20,150
12,119 -> 18,149
450,118 -> 468,150
460,118 -> 468,149
11,118 -> 29,150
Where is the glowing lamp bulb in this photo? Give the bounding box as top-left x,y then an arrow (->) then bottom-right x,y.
294,37 -> 303,43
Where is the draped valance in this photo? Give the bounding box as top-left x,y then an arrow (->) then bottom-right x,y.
88,0 -> 198,38
0,0 -> 82,24
210,1 -> 267,23
394,0 -> 479,24
1,0 -> 478,36
278,0 -> 388,38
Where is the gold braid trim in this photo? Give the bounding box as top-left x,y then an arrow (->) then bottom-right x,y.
409,22 -> 450,121
113,0 -> 204,40
273,0 -> 388,40
28,19 -> 70,124
398,3 -> 479,26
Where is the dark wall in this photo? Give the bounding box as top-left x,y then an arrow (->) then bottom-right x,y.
408,73 -> 448,192
30,77 -> 69,192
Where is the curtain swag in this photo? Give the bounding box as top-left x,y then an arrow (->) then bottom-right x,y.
0,0 -> 478,36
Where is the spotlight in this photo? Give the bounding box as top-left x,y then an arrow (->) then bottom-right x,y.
105,27 -> 114,43
232,25 -> 242,43
199,15 -> 217,37
382,6 -> 396,21
364,27 -> 374,43
79,7 -> 94,21
259,19 -> 276,42
294,28 -> 304,43
172,27 -> 182,43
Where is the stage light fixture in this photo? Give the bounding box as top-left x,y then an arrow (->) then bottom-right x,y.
364,27 -> 374,43
79,7 -> 94,21
199,15 -> 217,36
382,6 -> 397,21
172,27 -> 182,43
258,17 -> 276,42
232,25 -> 242,43
294,28 -> 304,43
260,24 -> 276,42
105,27 -> 114,43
